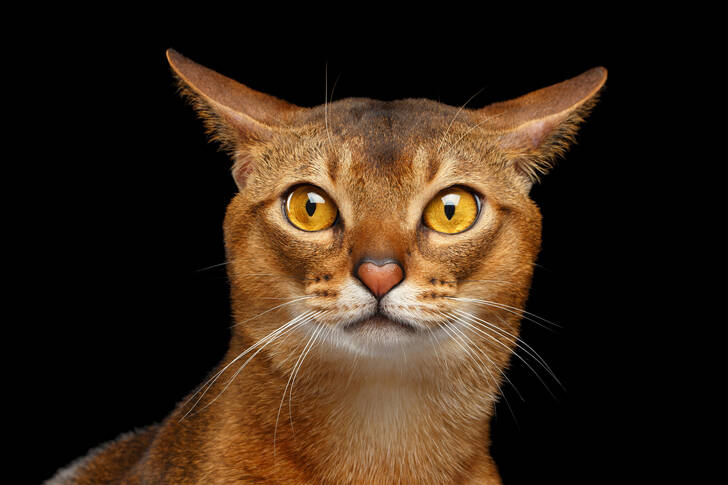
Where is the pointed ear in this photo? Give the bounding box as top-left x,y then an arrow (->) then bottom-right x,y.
166,49 -> 301,189
477,67 -> 607,188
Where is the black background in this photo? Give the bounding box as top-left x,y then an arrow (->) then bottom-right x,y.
7,5 -> 726,484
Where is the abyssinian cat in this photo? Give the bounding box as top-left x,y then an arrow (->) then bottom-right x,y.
47,50 -> 606,485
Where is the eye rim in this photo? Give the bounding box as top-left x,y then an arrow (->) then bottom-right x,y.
421,185 -> 482,235
282,183 -> 340,232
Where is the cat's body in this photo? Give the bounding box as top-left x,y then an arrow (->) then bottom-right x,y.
47,50 -> 605,485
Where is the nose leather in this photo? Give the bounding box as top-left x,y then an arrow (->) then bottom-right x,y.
356,261 -> 404,298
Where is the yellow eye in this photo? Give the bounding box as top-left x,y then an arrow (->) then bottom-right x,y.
285,185 -> 338,231
423,187 -> 480,234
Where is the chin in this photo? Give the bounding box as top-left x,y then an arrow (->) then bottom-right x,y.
331,312 -> 433,358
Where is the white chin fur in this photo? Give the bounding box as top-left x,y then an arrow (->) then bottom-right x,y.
310,280 -> 446,358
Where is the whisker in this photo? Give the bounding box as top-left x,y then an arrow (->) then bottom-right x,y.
190,314 -> 318,419
440,312 -> 521,401
194,261 -> 231,272
436,87 -> 486,154
259,296 -> 315,300
230,296 -> 314,329
180,310 -> 317,421
437,317 -> 501,396
491,311 -> 564,391
444,313 -> 521,423
437,319 -> 472,364
274,316 -> 328,456
234,272 -> 315,281
443,314 -> 519,423
446,296 -> 560,330
453,309 -> 559,383
441,278 -> 519,287
324,63 -> 341,156
329,70 -> 341,107
427,326 -> 449,373
437,319 -> 501,405
443,112 -> 505,158
437,319 -> 501,401
288,321 -> 329,433
453,309 -> 562,394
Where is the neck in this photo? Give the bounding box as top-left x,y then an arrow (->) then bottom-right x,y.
173,334 -> 503,485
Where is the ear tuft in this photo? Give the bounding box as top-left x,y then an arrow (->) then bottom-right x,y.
171,68 -> 238,154
477,67 -> 607,187
508,90 -> 602,183
166,49 -> 300,189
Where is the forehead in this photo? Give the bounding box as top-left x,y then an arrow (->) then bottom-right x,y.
325,98 -> 457,162
251,98 -> 511,211
326,102 -> 435,207
327,99 -> 506,194
320,99 -> 488,191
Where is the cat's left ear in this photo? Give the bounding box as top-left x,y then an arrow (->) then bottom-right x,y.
166,49 -> 302,189
477,67 -> 607,189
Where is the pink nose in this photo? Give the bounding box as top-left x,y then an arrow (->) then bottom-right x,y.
356,261 -> 404,298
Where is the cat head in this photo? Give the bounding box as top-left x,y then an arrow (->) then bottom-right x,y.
167,50 -> 605,375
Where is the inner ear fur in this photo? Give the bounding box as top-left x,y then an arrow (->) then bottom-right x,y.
166,49 -> 302,189
476,67 -> 607,186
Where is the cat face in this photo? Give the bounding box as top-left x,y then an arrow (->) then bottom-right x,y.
223,98 -> 541,361
167,50 -> 605,374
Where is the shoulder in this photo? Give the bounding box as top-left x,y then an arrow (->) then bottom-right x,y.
44,425 -> 160,485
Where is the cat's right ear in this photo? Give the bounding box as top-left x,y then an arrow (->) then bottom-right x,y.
166,49 -> 301,189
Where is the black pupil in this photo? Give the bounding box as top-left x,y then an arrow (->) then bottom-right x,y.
444,203 -> 456,220
305,198 -> 317,217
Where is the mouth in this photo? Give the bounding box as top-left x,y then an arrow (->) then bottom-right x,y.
342,312 -> 419,334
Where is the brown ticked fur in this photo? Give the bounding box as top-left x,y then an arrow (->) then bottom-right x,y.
46,51 -> 605,484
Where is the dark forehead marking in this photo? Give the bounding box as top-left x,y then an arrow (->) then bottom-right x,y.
361,117 -> 400,169
329,99 -> 450,136
426,155 -> 440,183
334,103 -> 419,172
326,152 -> 339,182
302,98 -> 463,178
